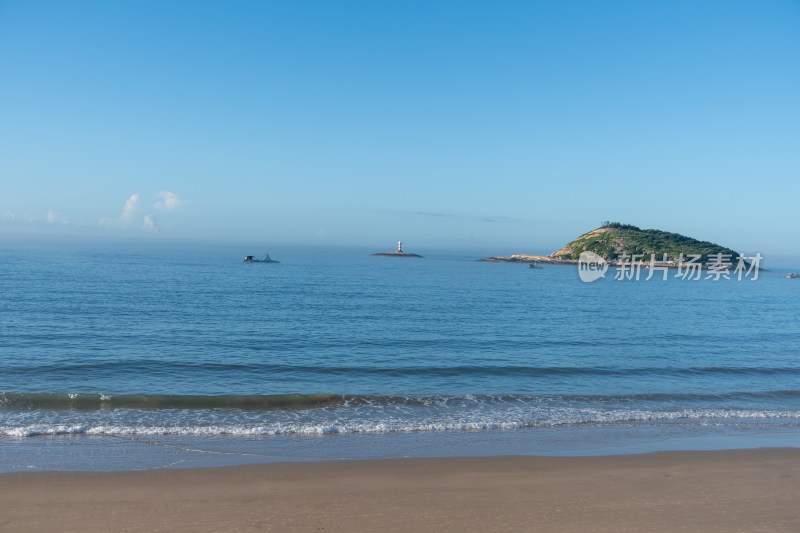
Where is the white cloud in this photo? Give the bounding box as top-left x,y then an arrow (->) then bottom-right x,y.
99,192 -> 180,231
47,209 -> 68,224
154,191 -> 181,211
100,194 -> 140,228
121,194 -> 140,221
3,212 -> 38,223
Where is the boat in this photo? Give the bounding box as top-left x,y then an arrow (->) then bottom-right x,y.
244,253 -> 279,263
528,263 -> 543,269
787,273 -> 800,279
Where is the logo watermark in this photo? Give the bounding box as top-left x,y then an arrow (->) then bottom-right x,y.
578,251 -> 609,282
578,252 -> 763,283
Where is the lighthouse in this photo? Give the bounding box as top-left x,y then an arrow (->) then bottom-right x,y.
371,241 -> 422,257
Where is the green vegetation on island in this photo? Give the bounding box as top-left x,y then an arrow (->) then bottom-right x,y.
551,222 -> 741,263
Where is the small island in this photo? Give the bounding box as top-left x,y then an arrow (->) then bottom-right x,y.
480,222 -> 743,266
372,241 -> 423,258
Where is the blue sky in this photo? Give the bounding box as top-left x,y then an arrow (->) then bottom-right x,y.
1,1 -> 798,257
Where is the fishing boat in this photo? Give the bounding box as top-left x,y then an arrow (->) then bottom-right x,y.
528,263 -> 543,269
244,253 -> 279,263
787,273 -> 800,279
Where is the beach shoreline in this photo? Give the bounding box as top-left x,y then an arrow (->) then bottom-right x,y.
2,448 -> 799,532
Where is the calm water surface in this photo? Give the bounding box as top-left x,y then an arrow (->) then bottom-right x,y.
1,240 -> 799,470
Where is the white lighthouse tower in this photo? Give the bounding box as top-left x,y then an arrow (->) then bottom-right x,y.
397,241 -> 403,253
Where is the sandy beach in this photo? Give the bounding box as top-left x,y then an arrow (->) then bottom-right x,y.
1,448 -> 799,532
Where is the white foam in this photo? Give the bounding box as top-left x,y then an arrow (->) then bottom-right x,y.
2,407 -> 799,438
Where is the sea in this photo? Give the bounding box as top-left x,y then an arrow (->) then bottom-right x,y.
1,239 -> 799,472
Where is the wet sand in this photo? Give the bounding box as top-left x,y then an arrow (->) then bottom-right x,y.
2,448 -> 799,532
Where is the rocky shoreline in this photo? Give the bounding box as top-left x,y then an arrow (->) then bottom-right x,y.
478,254 -> 577,264
372,251 -> 423,258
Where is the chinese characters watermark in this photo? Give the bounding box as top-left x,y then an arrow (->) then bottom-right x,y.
578,251 -> 762,283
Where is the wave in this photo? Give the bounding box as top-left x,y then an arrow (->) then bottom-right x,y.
3,408 -> 800,438
3,390 -> 800,411
0,392 -> 347,410
4,390 -> 800,438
